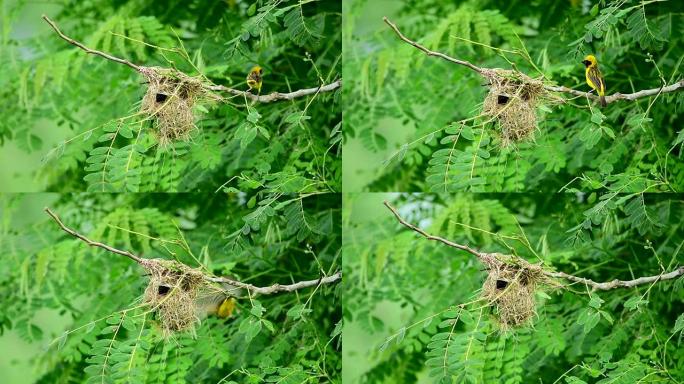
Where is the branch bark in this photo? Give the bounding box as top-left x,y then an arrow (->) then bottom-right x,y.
384,201 -> 483,259
382,17 -> 483,74
383,17 -> 683,105
45,208 -> 144,264
208,79 -> 342,103
207,272 -> 342,295
45,208 -> 341,295
384,201 -> 684,291
42,15 -> 341,103
42,15 -> 141,71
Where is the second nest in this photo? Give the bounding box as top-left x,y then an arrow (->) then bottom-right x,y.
481,69 -> 547,147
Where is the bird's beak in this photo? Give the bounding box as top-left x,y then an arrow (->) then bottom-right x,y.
581,60 -> 590,67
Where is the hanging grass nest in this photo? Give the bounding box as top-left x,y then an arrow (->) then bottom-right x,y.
481,69 -> 547,147
141,258 -> 207,335
480,253 -> 549,329
139,67 -> 217,146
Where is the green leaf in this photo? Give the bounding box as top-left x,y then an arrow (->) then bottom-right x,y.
240,125 -> 258,149
673,314 -> 684,333
624,296 -> 648,311
589,295 -> 604,309
247,110 -> 261,124
250,301 -> 266,318
286,304 -> 312,320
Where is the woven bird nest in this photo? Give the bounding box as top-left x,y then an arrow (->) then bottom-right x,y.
142,259 -> 207,335
481,69 -> 547,147
139,67 -> 216,146
480,253 -> 549,329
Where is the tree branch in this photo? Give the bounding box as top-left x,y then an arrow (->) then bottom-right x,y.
207,272 -> 342,295
384,201 -> 684,291
383,201 -> 483,259
42,15 -> 141,71
42,15 -> 341,103
45,208 -> 144,264
383,17 -> 683,105
45,208 -> 341,295
547,268 -> 684,291
382,17 -> 483,74
208,79 -> 342,103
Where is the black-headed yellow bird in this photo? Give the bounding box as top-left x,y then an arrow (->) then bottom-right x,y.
246,65 -> 263,94
582,55 -> 607,107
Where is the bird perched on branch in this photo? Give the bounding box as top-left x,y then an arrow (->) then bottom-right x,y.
582,54 -> 607,107
246,65 -> 264,94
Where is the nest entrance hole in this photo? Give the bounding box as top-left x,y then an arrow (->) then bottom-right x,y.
495,279 -> 509,290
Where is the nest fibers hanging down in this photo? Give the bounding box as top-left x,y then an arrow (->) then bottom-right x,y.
481,69 -> 548,147
139,67 -> 218,146
141,258 -> 224,336
480,253 -> 550,329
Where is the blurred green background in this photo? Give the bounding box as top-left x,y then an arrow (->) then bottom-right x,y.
1,1 -> 67,192
0,194 -> 68,384
342,0 -> 410,192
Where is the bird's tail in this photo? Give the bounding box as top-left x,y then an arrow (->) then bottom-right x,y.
600,95 -> 606,107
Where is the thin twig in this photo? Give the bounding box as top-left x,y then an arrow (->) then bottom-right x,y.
45,208 -> 341,295
42,15 -> 141,71
382,17 -> 483,74
383,201 -> 483,259
45,208 -> 144,264
42,15 -> 341,103
384,201 -> 684,291
383,17 -> 683,105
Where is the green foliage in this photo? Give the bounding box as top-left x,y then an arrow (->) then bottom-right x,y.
1,0 -> 341,193
344,0 -> 684,192
425,308 -> 486,383
343,193 -> 684,383
0,193 -> 341,382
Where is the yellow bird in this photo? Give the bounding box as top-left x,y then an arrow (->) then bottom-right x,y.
246,65 -> 264,94
216,297 -> 237,318
582,54 -> 607,107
